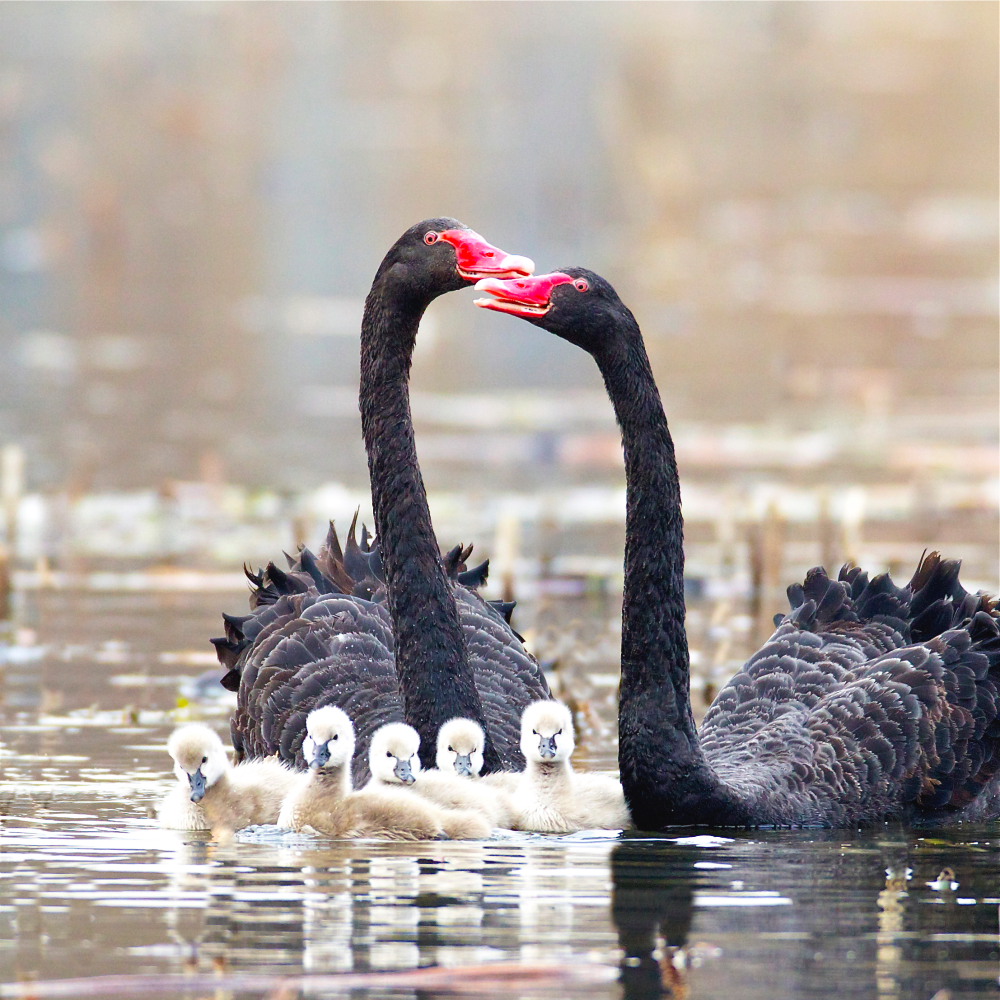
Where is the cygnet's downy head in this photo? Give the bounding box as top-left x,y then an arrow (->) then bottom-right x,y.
436,718 -> 486,777
369,722 -> 421,785
167,724 -> 229,803
303,705 -> 355,771
520,701 -> 576,764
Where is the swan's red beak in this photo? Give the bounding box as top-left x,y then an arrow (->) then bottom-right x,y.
473,272 -> 574,318
438,229 -> 535,282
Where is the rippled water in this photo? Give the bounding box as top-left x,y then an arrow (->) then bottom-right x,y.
1,588 -> 998,999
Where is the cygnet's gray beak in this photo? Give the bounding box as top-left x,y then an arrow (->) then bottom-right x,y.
538,735 -> 558,759
454,753 -> 474,777
394,757 -> 415,784
311,741 -> 331,769
188,767 -> 207,802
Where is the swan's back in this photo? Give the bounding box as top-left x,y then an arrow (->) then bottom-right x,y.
213,520 -> 548,784
699,553 -> 1000,825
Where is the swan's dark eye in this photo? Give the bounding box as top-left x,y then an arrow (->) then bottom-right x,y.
332,734 -> 338,741
556,729 -> 563,736
574,279 -> 589,293
424,231 -> 439,245
386,751 -> 393,757
447,745 -> 454,752
532,729 -> 538,736
201,756 -> 207,764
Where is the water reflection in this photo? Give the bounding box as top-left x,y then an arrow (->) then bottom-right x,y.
609,830 -> 1000,1000
611,838 -> 700,999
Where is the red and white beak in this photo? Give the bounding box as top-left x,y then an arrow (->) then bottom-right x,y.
437,229 -> 534,281
474,272 -> 575,318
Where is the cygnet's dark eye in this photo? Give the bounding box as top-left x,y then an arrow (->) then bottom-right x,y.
201,756 -> 207,764
573,278 -> 589,293
423,231 -> 439,245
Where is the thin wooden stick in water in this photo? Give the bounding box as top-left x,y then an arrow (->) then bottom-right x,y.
0,960 -> 618,998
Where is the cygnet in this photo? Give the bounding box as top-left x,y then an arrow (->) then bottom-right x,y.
158,723 -> 304,835
411,717 -> 514,827
508,700 -> 631,833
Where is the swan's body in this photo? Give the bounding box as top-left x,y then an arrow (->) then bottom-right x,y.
159,724 -> 304,834
216,221 -> 548,784
477,269 -> 1000,829
504,700 -> 630,833
409,718 -> 515,826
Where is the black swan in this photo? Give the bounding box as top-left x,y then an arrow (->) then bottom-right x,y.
214,220 -> 549,783
476,268 -> 1000,828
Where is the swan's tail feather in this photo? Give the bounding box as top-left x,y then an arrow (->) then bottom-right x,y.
488,599 -> 517,625
838,563 -> 870,598
908,553 -> 965,618
210,635 -> 245,671
443,544 -> 465,575
222,612 -> 252,639
343,517 -> 371,581
321,519 -> 345,570
784,567 -> 855,628
298,546 -> 344,596
457,559 -> 490,588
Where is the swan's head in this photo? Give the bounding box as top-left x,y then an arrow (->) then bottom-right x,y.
167,724 -> 229,803
303,705 -> 355,771
475,268 -> 637,359
435,718 -> 486,778
369,722 -> 422,785
520,701 -> 575,764
380,219 -> 534,302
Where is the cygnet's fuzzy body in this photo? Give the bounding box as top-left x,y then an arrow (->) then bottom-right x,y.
280,709 -> 488,840
156,784 -> 210,831
363,721 -> 491,839
509,701 -> 631,833
159,723 -> 304,834
412,718 -> 515,827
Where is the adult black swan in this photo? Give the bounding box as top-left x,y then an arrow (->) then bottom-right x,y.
476,268 -> 1000,828
215,220 -> 549,782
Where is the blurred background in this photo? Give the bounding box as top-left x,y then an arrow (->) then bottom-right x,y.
0,2 -> 996,607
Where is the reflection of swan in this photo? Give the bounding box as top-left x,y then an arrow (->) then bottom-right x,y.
159,724 -> 303,834
611,840 -> 699,1000
504,700 -> 630,833
477,269 -> 1000,828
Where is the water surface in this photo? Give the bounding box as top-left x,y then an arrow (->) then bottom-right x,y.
1,588 -> 998,999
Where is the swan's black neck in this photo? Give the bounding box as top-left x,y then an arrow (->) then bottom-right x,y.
595,319 -> 742,827
359,281 -> 501,773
